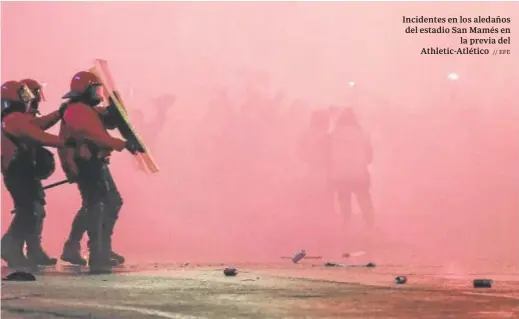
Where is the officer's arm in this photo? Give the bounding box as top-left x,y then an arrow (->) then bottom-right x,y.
30,110 -> 61,130
3,113 -> 64,148
63,104 -> 126,151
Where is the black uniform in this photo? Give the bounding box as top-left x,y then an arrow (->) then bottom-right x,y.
61,159 -> 124,266
1,132 -> 57,267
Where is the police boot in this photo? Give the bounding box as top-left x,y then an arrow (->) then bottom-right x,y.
27,246 -> 57,266
1,212 -> 32,268
104,183 -> 125,266
86,206 -> 115,274
105,225 -> 125,265
88,253 -> 116,274
26,216 -> 57,266
60,207 -> 89,266
1,235 -> 31,268
110,251 -> 125,265
88,244 -> 116,274
60,240 -> 87,266
103,228 -> 122,267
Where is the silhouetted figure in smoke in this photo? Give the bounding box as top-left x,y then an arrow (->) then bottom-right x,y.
196,89 -> 238,222
202,88 -> 235,145
131,94 -> 175,152
328,108 -> 374,228
197,88 -> 236,195
300,110 -> 331,179
298,109 -> 334,219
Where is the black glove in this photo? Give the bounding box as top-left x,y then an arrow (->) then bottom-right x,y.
125,140 -> 145,155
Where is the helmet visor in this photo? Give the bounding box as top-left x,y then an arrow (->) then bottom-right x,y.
19,84 -> 36,103
34,87 -> 46,102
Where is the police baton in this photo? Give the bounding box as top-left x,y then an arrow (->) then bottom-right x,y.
42,179 -> 73,190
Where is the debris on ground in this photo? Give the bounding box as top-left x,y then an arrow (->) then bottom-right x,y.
292,249 -> 307,264
324,262 -> 377,268
342,251 -> 367,258
2,271 -> 36,282
224,268 -> 238,276
473,279 -> 493,288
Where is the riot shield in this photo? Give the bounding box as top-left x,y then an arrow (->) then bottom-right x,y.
89,59 -> 159,174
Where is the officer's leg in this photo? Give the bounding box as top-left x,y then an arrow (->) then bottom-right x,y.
102,165 -> 125,265
336,179 -> 354,227
86,199 -> 114,273
1,176 -> 32,268
60,206 -> 88,265
353,174 -> 375,228
61,169 -> 94,266
335,178 -> 358,254
25,202 -> 57,266
86,171 -> 116,272
1,207 -> 32,268
351,174 -> 376,251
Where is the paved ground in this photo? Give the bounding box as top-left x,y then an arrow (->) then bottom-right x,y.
1,262 -> 518,319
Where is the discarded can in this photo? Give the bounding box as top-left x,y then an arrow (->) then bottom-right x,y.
292,249 -> 307,264
395,276 -> 407,284
223,268 -> 238,277
473,279 -> 493,288
324,262 -> 340,267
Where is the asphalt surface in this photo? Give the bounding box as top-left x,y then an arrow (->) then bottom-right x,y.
1,262 -> 518,319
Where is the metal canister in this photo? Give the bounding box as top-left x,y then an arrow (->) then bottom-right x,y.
223,268 -> 238,276
324,262 -> 340,267
292,249 -> 307,264
473,279 -> 493,288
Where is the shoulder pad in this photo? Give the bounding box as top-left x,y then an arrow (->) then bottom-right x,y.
66,102 -> 89,108
61,102 -> 89,118
2,111 -> 25,123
